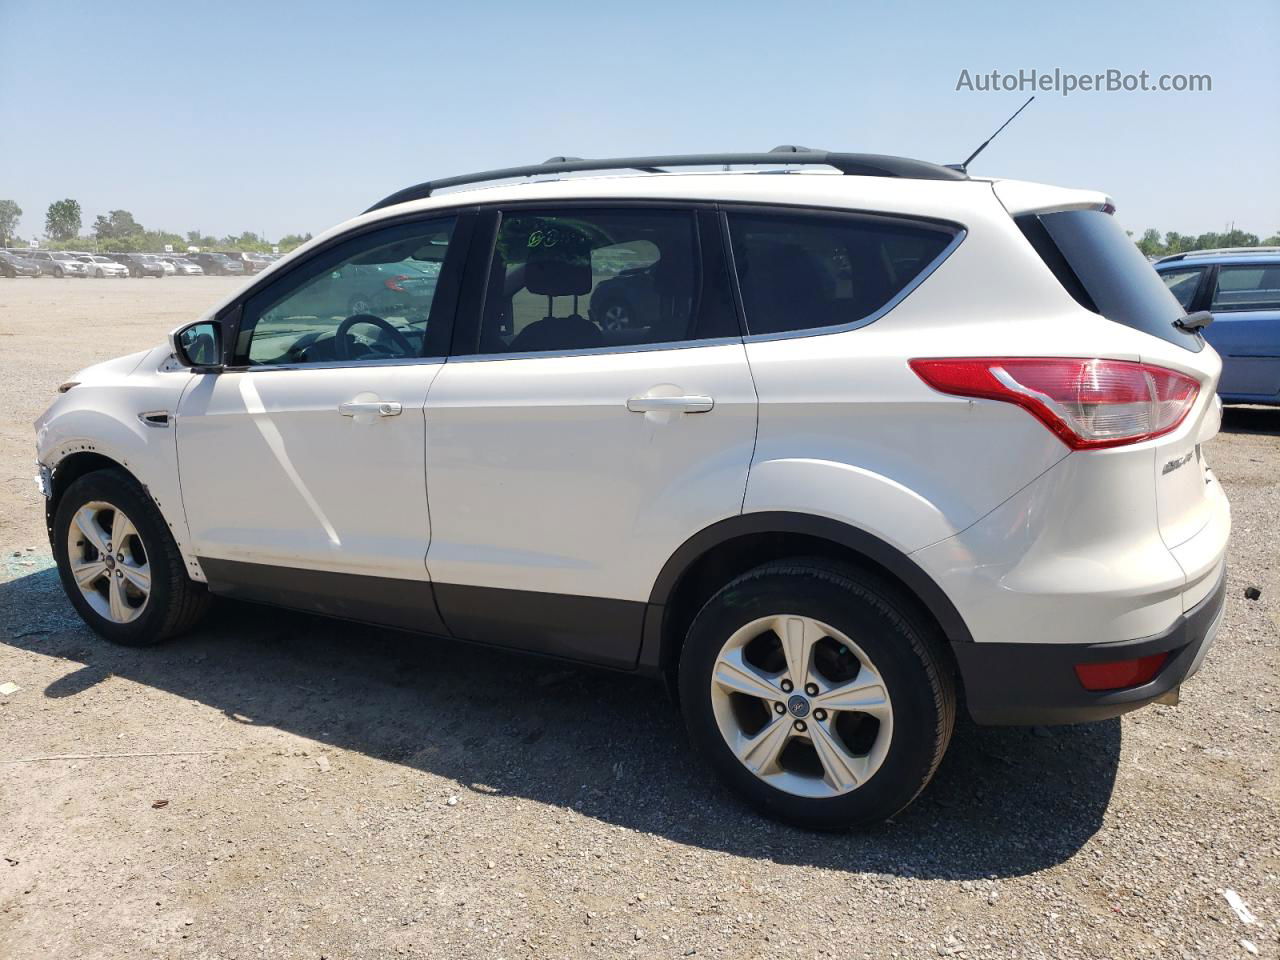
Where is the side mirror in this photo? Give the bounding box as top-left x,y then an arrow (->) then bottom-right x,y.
170,320 -> 223,371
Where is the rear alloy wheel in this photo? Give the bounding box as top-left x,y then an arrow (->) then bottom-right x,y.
679,560 -> 955,829
53,469 -> 210,646
709,614 -> 894,799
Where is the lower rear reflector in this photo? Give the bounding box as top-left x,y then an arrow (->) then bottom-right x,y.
1074,653 -> 1169,692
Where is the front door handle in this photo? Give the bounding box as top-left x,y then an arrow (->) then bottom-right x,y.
625,395 -> 714,414
339,400 -> 402,417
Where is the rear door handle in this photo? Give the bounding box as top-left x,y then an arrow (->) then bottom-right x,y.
339,400 -> 402,417
625,395 -> 714,414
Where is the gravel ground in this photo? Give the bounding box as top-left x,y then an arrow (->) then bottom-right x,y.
0,277 -> 1277,960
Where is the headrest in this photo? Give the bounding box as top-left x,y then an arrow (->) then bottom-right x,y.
526,258 -> 592,297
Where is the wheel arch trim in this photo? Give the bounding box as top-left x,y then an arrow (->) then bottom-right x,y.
41,439 -> 205,583
642,511 -> 974,673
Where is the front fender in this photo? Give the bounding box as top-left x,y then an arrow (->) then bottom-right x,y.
35,355 -> 202,581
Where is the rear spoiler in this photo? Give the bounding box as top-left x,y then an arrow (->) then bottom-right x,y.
990,179 -> 1113,218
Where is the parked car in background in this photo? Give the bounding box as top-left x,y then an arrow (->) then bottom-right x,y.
105,254 -> 165,278
151,255 -> 177,276
1155,248 -> 1280,405
230,252 -> 271,274
190,252 -> 246,276
0,250 -> 43,277
589,262 -> 662,331
275,258 -> 441,320
75,255 -> 130,278
30,251 -> 88,277
160,256 -> 205,276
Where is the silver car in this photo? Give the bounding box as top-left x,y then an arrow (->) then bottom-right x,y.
76,255 -> 130,278
30,251 -> 88,277
159,256 -> 205,276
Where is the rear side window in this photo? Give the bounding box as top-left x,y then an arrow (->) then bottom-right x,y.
726,210 -> 957,336
1211,264 -> 1280,312
1017,209 -> 1201,351
474,208 -> 738,356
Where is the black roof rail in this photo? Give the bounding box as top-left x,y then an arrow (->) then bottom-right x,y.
365,150 -> 967,213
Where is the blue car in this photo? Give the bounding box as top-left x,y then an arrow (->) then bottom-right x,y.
1155,249 -> 1280,405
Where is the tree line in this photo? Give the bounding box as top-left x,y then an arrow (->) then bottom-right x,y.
1132,227 -> 1280,258
0,198 -> 312,254
3,196 -> 1277,261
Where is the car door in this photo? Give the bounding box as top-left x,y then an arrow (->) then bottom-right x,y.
176,212 -> 470,630
1201,262 -> 1280,400
423,205 -> 757,667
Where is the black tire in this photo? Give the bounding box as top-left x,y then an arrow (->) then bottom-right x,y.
54,266 -> 64,278
678,559 -> 955,829
52,468 -> 210,646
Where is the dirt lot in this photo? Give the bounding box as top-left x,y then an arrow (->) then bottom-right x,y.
0,277 -> 1277,960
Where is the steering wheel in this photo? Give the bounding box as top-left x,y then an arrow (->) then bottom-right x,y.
334,314 -> 414,360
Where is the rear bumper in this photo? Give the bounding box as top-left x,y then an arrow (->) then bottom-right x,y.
954,567 -> 1226,725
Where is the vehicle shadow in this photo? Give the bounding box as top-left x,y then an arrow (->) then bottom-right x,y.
0,566 -> 1119,880
1221,404 -> 1280,435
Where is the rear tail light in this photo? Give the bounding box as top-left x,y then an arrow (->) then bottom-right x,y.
384,274 -> 409,292
909,357 -> 1199,450
1074,652 -> 1168,691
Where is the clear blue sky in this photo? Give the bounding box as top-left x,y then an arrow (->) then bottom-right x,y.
2,0 -> 1277,242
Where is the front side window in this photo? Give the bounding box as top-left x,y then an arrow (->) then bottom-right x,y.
727,210 -> 956,336
1210,264 -> 1280,312
237,217 -> 454,365
474,208 -> 734,355
1159,266 -> 1206,309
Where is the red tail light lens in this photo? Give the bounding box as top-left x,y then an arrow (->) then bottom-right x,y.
384,274 -> 409,292
1074,653 -> 1168,691
909,357 -> 1199,450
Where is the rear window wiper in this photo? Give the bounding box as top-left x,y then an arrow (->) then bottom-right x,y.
1173,310 -> 1213,332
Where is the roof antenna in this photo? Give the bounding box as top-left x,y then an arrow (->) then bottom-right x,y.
950,95 -> 1035,173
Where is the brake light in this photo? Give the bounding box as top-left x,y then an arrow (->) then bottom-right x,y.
909,358 -> 1199,450
1074,653 -> 1168,691
384,274 -> 409,292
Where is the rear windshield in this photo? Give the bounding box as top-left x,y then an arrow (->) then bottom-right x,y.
1016,209 -> 1201,351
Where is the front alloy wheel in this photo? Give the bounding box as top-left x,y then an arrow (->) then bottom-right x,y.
53,468 -> 210,645
66,501 -> 151,623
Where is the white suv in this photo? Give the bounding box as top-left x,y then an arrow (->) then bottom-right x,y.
34,150 -> 1230,828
